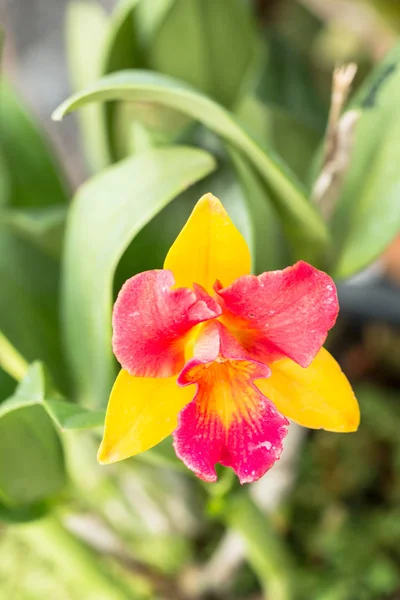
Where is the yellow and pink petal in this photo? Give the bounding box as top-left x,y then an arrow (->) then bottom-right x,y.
112,269 -> 221,377
217,260 -> 339,368
173,358 -> 289,484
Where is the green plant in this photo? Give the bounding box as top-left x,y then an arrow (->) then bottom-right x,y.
1,1 -> 400,598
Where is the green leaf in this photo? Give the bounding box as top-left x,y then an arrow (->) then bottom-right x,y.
146,0 -> 257,108
0,499 -> 49,524
0,82 -> 67,208
102,0 -> 144,74
45,399 -> 105,431
53,70 -> 329,254
0,357 -> 103,430
0,362 -> 55,418
62,146 -> 216,407
135,0 -> 176,48
0,364 -> 66,507
101,0 -> 145,161
101,0 -> 190,161
0,405 -> 65,507
66,1 -> 110,171
0,84 -> 69,390
331,42 -> 400,277
0,228 -> 67,392
0,205 -> 66,260
228,145 -> 288,272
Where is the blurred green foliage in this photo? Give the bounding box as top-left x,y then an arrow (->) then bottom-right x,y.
291,384 -> 400,600
1,0 -> 400,598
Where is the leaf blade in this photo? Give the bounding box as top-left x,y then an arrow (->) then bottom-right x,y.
66,0 -> 110,171
53,70 -> 329,254
62,145 -> 216,407
331,42 -> 400,277
45,398 -> 105,430
0,364 -> 66,508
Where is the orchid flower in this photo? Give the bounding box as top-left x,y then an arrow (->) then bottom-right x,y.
98,194 -> 360,483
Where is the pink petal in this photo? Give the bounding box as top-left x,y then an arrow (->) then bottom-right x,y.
112,270 -> 221,377
173,357 -> 288,484
217,260 -> 338,368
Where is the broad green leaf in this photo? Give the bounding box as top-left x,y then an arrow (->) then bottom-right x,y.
45,399 -> 105,431
0,205 -> 66,260
62,146 -> 216,407
331,42 -> 400,277
0,359 -> 103,430
146,0 -> 257,108
102,0 -> 143,74
135,0 -> 175,47
0,500 -> 49,524
0,364 -> 66,507
0,84 -> 68,390
228,146 -> 288,272
0,361 -> 52,523
0,82 -> 67,208
0,362 -> 55,419
53,70 -> 329,254
0,229 -> 67,392
67,0 -> 147,165
333,111 -> 400,277
0,406 -> 65,506
101,0 -> 144,161
101,0 -> 188,161
66,1 -> 110,171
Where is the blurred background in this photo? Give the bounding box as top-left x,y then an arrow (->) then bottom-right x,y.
1,1 -> 400,599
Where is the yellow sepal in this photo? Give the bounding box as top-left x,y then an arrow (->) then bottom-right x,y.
98,370 -> 195,464
164,193 -> 251,293
256,348 -> 360,432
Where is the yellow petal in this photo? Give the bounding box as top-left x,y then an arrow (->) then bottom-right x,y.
256,348 -> 360,432
98,370 -> 195,464
164,193 -> 251,293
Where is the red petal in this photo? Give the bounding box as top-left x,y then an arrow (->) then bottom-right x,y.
112,270 -> 221,377
217,261 -> 338,368
174,357 -> 288,483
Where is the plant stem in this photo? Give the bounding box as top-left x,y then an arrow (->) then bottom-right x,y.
226,492 -> 292,600
0,330 -> 28,381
